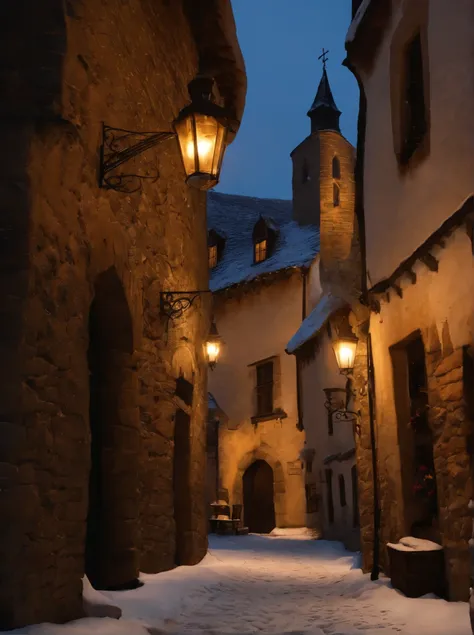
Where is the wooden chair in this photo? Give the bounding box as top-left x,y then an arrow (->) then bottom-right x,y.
232,504 -> 249,535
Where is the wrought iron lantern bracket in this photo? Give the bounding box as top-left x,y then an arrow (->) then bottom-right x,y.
160,290 -> 211,322
99,123 -> 176,193
323,376 -> 362,436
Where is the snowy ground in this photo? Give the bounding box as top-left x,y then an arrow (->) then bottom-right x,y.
10,533 -> 472,635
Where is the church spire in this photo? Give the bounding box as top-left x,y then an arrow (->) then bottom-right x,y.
307,50 -> 341,134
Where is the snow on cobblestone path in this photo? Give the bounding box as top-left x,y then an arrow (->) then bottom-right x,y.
9,534 -> 470,635
107,533 -> 471,635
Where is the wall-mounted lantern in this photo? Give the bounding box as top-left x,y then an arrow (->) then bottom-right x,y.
332,335 -> 358,374
206,322 -> 222,370
173,77 -> 229,191
324,334 -> 361,435
99,76 -> 231,193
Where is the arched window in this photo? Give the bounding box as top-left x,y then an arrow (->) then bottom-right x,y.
332,156 -> 341,180
333,182 -> 340,207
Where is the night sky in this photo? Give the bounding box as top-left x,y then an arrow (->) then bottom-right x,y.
215,0 -> 359,201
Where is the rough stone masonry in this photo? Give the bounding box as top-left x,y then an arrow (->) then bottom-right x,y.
0,0 -> 245,629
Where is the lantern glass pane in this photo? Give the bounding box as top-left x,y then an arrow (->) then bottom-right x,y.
211,121 -> 227,176
194,114 -> 220,175
334,339 -> 357,371
207,340 -> 220,364
174,115 -> 197,177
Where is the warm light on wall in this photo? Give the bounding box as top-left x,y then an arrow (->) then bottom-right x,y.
99,76 -> 231,193
333,337 -> 358,373
206,322 -> 222,370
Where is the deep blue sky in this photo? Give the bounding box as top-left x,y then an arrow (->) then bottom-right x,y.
215,0 -> 359,201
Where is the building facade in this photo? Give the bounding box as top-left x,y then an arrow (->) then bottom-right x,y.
287,66 -> 362,551
207,193 -> 319,532
346,0 -> 474,602
0,0 -> 245,629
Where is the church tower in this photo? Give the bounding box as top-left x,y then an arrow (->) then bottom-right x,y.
291,54 -> 359,296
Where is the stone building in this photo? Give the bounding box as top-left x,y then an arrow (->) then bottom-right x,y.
207,192 -> 319,532
286,65 -> 361,551
0,0 -> 245,629
346,0 -> 474,602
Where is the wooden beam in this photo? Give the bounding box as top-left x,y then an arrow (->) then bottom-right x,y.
407,270 -> 417,285
386,291 -> 390,303
421,253 -> 439,272
392,283 -> 403,298
370,196 -> 474,294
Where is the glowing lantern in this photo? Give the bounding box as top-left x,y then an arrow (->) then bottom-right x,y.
333,336 -> 358,372
174,76 -> 229,191
206,322 -> 222,369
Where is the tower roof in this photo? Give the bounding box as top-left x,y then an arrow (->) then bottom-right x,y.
307,67 -> 341,133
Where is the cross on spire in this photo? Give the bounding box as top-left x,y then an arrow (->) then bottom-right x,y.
318,48 -> 329,69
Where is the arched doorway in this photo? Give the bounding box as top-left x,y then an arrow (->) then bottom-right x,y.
243,460 -> 276,534
85,267 -> 140,590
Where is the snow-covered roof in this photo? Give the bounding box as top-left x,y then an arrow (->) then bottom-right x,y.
286,293 -> 348,354
346,0 -> 372,44
207,192 -> 320,292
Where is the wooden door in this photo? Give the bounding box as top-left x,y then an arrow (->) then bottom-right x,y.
243,460 -> 276,533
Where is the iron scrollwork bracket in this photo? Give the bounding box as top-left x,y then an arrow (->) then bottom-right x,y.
99,123 -> 176,194
323,385 -> 362,436
160,290 -> 211,322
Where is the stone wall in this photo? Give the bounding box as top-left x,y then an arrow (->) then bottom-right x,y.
369,227 -> 474,600
318,131 -> 358,298
291,135 -> 322,226
426,335 -> 472,600
0,0 -> 240,628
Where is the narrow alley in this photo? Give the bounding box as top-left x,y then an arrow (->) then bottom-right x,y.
91,534 -> 470,635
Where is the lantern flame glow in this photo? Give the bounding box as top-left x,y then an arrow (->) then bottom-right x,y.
333,337 -> 358,372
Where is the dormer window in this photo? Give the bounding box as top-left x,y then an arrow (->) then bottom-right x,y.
252,216 -> 278,264
255,240 -> 267,263
208,229 -> 226,270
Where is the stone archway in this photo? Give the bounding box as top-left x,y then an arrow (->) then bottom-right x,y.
243,460 -> 276,533
85,267 -> 140,590
233,445 -> 286,528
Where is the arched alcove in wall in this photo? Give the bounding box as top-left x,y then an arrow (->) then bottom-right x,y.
85,266 -> 140,590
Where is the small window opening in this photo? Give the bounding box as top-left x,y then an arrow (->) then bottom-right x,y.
256,360 -> 274,416
333,183 -> 340,207
339,474 -> 347,507
401,32 -> 427,165
255,239 -> 267,263
332,156 -> 341,180
351,465 -> 359,527
325,469 -> 334,524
